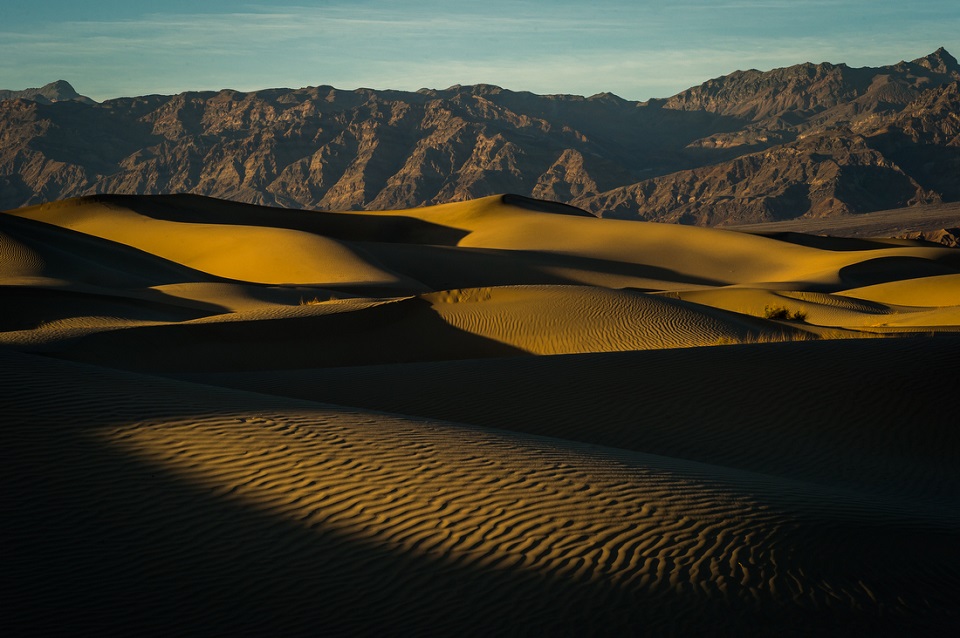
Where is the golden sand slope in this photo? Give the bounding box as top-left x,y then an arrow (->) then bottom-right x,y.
426,285 -> 782,354
838,272 -> 960,307
10,198 -> 418,288
3,193 -> 960,635
360,195 -> 960,289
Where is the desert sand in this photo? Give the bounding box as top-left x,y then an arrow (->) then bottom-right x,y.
3,193 -> 960,635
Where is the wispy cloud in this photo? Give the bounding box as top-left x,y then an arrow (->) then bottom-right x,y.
1,2 -> 957,101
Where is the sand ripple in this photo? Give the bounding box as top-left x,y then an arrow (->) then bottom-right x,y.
428,285 -> 776,353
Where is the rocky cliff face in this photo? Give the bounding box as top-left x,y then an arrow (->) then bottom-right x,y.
2,50 -> 959,225
573,131 -> 938,224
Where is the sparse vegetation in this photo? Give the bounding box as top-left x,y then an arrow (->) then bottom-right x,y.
711,331 -> 816,347
763,305 -> 807,322
299,295 -> 339,305
710,327 -> 905,348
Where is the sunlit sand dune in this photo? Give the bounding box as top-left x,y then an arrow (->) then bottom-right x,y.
427,285 -> 784,354
3,193 -> 960,635
674,287 -> 900,331
838,272 -> 960,307
11,198 -> 420,289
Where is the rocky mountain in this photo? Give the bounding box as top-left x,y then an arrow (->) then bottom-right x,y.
0,80 -> 95,106
574,129 -> 938,224
2,50 -> 959,225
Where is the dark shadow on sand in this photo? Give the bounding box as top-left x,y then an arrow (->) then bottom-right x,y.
6,349 -> 957,636
38,297 -> 528,372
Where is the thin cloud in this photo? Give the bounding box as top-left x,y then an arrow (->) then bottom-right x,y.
1,2 -> 957,101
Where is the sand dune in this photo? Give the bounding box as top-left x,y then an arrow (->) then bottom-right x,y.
426,285 -> 786,354
11,198 -> 420,289
3,193 -> 960,635
838,272 -> 960,307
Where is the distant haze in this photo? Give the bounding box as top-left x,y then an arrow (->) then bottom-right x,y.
2,1 -> 959,101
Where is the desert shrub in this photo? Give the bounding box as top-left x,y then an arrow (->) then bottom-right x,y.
763,305 -> 807,321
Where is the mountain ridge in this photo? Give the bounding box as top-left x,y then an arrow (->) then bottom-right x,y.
0,80 -> 96,105
2,49 -> 958,225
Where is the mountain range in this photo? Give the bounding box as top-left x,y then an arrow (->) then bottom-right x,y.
2,48 -> 958,224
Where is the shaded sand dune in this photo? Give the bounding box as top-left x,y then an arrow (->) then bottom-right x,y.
5,349 -> 960,635
185,337 -> 960,503
3,193 -> 960,635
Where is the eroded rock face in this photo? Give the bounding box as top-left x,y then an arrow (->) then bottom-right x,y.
2,50 -> 959,225
574,130 -> 940,225
898,228 -> 960,248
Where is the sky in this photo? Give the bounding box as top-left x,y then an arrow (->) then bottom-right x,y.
2,1 -> 959,102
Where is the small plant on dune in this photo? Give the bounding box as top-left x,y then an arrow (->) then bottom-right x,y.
299,294 -> 341,306
763,305 -> 807,322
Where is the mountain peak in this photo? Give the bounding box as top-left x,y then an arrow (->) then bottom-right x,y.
0,80 -> 95,104
910,47 -> 959,75
40,80 -> 80,99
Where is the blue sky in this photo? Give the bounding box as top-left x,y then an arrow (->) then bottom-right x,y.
2,1 -> 958,101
